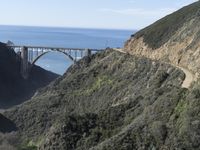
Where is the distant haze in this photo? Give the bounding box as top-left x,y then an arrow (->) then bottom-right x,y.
0,0 -> 197,30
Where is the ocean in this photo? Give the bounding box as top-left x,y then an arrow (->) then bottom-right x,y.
0,25 -> 135,75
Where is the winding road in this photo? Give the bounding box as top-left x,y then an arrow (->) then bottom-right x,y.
177,66 -> 194,88
113,48 -> 194,88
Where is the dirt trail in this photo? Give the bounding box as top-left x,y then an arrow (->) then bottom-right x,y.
113,48 -> 194,88
177,66 -> 194,88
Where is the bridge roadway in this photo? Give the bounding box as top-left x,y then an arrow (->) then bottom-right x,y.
7,45 -> 104,79
8,45 -> 102,51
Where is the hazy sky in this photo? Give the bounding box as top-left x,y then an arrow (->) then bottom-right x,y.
0,0 -> 197,29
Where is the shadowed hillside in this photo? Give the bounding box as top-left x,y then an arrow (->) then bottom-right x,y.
0,114 -> 17,133
0,42 -> 59,108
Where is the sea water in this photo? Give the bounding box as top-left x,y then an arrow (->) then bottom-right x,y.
0,25 -> 135,74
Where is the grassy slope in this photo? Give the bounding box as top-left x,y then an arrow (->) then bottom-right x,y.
134,1 -> 200,49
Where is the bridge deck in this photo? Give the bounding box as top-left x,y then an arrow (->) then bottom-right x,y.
7,44 -> 105,79
8,45 -> 103,52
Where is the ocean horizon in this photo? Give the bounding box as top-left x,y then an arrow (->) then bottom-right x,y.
0,25 -> 135,74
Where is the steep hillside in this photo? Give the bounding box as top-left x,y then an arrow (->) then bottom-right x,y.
0,42 -> 58,108
5,49 -> 200,149
0,113 -> 19,150
125,1 -> 200,81
3,2 -> 200,149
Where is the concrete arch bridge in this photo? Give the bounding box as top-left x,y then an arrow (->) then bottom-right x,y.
7,45 -> 103,79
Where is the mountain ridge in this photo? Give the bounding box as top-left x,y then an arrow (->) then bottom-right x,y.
125,1 -> 200,82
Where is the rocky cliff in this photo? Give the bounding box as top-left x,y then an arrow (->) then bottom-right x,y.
0,42 -> 58,108
125,1 -> 200,81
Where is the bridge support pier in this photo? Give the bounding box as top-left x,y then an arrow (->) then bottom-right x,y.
21,46 -> 29,79
85,49 -> 91,57
7,45 -> 103,79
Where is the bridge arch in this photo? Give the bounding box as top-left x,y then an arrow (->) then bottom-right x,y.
31,49 -> 76,66
7,45 -> 99,79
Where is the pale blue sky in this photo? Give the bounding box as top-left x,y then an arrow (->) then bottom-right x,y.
0,0 -> 197,29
